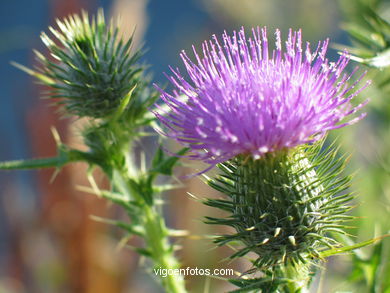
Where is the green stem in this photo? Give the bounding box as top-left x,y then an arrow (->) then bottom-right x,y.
143,204 -> 186,293
282,264 -> 310,293
112,162 -> 186,293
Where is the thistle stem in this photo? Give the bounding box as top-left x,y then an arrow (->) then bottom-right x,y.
143,204 -> 186,293
112,153 -> 186,293
282,263 -> 311,293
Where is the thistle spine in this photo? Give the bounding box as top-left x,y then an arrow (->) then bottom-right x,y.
205,142 -> 354,289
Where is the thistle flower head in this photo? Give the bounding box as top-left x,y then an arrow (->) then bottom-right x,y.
155,27 -> 368,275
30,9 -> 145,118
155,27 -> 369,165
205,143 -> 354,268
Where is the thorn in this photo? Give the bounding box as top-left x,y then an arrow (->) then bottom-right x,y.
10,61 -> 36,75
75,185 -> 96,194
116,235 -> 133,252
281,249 -> 287,263
288,236 -> 297,246
50,127 -> 62,146
202,173 -> 211,181
260,212 -> 269,219
259,238 -> 269,245
49,168 -> 61,183
11,61 -> 55,84
90,214 -> 113,223
169,229 -> 189,237
274,227 -> 281,237
87,169 -> 102,197
245,226 -> 256,231
187,192 -> 200,200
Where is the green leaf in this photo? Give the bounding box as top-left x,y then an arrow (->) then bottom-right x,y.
151,146 -> 188,176
0,156 -> 67,170
341,5 -> 390,68
109,84 -> 137,124
342,23 -> 384,50
0,147 -> 90,170
318,234 -> 390,258
151,145 -> 165,169
134,247 -> 153,257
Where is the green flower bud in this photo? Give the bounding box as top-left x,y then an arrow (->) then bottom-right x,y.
205,142 -> 353,268
29,9 -> 146,118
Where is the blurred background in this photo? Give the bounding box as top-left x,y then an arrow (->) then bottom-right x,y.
0,0 -> 389,292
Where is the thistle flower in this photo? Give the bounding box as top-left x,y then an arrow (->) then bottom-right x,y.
155,27 -> 370,278
19,9 -> 149,119
155,27 -> 368,165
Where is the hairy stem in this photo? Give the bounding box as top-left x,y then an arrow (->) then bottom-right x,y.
143,204 -> 186,293
112,150 -> 186,293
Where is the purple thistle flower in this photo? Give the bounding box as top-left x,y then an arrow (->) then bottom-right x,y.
154,27 -> 369,166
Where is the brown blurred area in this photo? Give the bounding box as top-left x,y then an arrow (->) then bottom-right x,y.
25,1 -> 151,292
21,1 -> 126,293
0,1 -> 346,292
3,1 -> 148,292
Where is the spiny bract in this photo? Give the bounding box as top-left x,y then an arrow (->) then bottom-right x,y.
32,9 -> 144,118
204,142 -> 354,267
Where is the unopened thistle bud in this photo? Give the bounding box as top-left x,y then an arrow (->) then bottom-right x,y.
154,27 -> 369,269
24,9 -> 145,118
